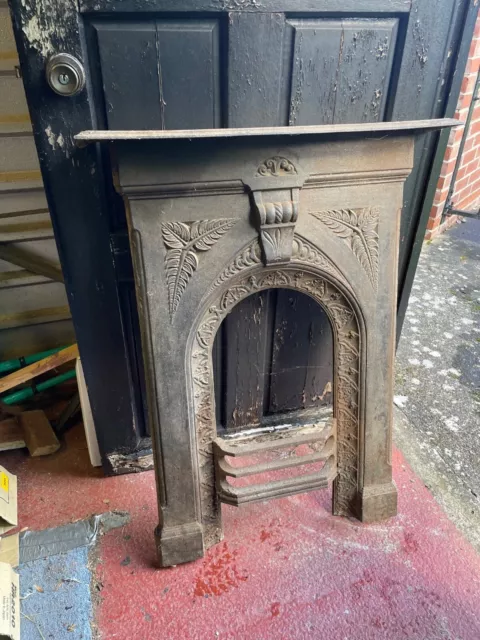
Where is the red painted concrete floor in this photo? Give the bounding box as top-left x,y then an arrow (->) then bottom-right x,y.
4,425 -> 480,639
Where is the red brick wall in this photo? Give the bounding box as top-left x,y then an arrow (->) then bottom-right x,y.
426,14 -> 480,240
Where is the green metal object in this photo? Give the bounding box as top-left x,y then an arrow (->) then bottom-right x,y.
0,346 -> 68,375
1,369 -> 76,405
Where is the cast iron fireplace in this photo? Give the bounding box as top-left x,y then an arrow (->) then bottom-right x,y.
76,119 -> 456,567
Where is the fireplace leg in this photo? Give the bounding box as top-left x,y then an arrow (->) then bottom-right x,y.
355,482 -> 398,523
155,521 -> 205,567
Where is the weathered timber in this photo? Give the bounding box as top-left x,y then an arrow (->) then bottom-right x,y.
0,344 -> 78,394
75,119 -> 459,143
0,244 -> 64,282
18,410 -> 60,457
0,418 -> 25,451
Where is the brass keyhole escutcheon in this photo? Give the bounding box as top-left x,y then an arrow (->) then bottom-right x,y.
46,53 -> 85,97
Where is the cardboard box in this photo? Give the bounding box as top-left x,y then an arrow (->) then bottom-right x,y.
0,468 -> 17,536
0,562 -> 19,640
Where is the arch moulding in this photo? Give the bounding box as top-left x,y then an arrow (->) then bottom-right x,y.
189,236 -> 365,548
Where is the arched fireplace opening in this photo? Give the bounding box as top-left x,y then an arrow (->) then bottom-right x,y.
190,264 -> 363,547
213,288 -> 334,434
211,288 -> 334,506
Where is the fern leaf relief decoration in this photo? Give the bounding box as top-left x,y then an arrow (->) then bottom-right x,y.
310,208 -> 379,289
162,219 -> 238,318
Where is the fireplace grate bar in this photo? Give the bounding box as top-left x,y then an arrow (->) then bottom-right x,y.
217,441 -> 334,478
216,459 -> 336,506
213,419 -> 334,457
213,418 -> 336,506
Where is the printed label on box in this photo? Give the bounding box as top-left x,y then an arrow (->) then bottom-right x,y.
0,562 -> 19,640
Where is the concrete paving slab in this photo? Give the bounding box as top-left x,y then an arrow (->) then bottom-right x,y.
19,547 -> 93,640
395,218 -> 480,550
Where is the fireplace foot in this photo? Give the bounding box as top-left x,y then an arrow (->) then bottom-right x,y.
355,482 -> 398,523
155,522 -> 204,568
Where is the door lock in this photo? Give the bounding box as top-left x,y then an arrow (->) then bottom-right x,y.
46,53 -> 85,97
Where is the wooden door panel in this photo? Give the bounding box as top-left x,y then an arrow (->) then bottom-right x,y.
219,291 -> 274,431
287,19 -> 399,125
94,20 -> 222,130
228,12 -> 289,127
268,290 -> 333,414
156,21 -> 221,129
94,23 -> 161,130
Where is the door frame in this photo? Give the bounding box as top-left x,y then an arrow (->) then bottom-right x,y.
8,0 -> 145,473
396,0 -> 479,340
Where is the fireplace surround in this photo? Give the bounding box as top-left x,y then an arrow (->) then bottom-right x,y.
76,120 -> 456,567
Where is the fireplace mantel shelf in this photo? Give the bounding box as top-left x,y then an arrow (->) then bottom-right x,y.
75,118 -> 459,144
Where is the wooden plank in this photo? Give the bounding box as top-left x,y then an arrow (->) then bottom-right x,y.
268,290 -> 333,414
0,169 -> 41,182
95,19 -> 221,131
1,281 -> 69,315
0,180 -> 44,193
0,77 -> 31,134
76,358 -> 102,467
0,305 -> 71,330
0,215 -> 53,242
18,410 -> 60,456
0,237 -> 62,267
0,244 -> 64,282
0,344 -> 78,393
0,134 -> 40,173
156,20 -> 221,130
0,321 -> 75,361
79,0 -> 412,13
0,188 -> 47,216
334,19 -> 398,124
0,270 -> 49,288
221,290 -> 273,430
0,208 -> 49,221
228,13 -> 288,127
0,418 -> 25,451
0,6 -> 19,74
75,118 -> 460,142
288,20 -> 340,126
288,19 -> 398,125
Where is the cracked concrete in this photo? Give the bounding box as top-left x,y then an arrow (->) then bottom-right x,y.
395,217 -> 480,550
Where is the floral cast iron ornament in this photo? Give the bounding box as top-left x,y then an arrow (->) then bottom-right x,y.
162,219 -> 238,318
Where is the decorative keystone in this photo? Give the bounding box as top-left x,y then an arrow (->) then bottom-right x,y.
252,189 -> 300,265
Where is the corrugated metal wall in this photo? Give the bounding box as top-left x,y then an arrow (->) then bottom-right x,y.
0,2 -> 75,359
